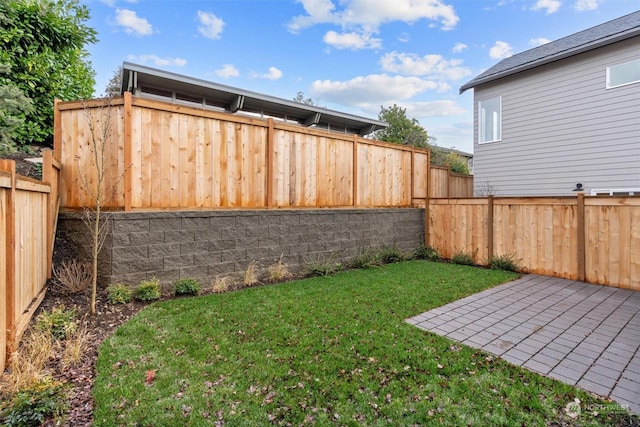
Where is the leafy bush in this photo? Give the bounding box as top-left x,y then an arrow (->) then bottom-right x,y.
412,245 -> 441,261
451,252 -> 475,266
133,278 -> 161,301
488,254 -> 520,272
106,284 -> 132,304
172,278 -> 201,296
0,376 -> 67,426
35,306 -> 77,341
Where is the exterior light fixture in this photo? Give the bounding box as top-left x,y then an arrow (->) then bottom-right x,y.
573,183 -> 583,192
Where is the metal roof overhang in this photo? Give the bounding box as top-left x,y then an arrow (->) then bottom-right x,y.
120,62 -> 387,136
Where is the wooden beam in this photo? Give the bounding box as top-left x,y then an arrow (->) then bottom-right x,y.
123,92 -> 133,211
577,193 -> 586,281
53,99 -> 62,160
487,195 -> 494,259
266,118 -> 274,207
352,135 -> 358,207
4,160 -> 16,361
425,149 -> 431,247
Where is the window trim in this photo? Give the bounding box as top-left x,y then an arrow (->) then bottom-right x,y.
478,96 -> 502,144
606,58 -> 640,89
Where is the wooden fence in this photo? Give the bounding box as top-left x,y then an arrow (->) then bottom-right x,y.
54,94 -> 473,210
0,152 -> 60,372
430,165 -> 473,198
426,195 -> 640,290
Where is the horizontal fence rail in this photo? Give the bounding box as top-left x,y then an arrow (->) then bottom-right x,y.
426,195 -> 640,291
55,95 -> 473,211
0,153 -> 60,373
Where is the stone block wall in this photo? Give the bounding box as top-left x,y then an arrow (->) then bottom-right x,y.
57,208 -> 424,289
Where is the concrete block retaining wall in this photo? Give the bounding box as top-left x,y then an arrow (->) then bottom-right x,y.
57,208 -> 424,290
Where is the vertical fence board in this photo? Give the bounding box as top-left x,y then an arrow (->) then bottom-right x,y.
0,185 -> 6,372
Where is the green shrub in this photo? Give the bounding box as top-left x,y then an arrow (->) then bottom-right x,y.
451,252 -> 475,266
35,306 -> 77,340
133,278 -> 161,301
488,254 -> 520,272
304,255 -> 343,277
377,246 -> 404,264
172,278 -> 201,296
106,284 -> 133,304
350,249 -> 383,269
412,245 -> 441,261
0,376 -> 67,426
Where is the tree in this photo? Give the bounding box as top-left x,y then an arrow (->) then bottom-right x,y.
372,104 -> 432,149
77,98 -> 116,315
0,64 -> 33,154
0,0 -> 97,150
104,65 -> 123,97
293,91 -> 320,106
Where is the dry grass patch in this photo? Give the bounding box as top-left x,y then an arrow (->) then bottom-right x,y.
211,276 -> 233,294
243,260 -> 260,286
266,255 -> 292,282
53,258 -> 92,295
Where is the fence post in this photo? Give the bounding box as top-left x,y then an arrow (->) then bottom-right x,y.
53,99 -> 62,160
352,135 -> 358,207
487,195 -> 494,260
1,160 -> 16,360
124,92 -> 133,211
424,150 -> 431,246
266,118 -> 274,207
577,193 -> 586,281
43,150 -> 54,278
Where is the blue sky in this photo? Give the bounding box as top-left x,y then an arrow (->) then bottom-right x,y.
83,0 -> 639,153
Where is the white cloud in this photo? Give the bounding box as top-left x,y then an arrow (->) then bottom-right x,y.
489,41 -> 513,59
197,11 -> 225,39
406,100 -> 466,117
380,52 -> 472,80
289,0 -> 459,43
215,64 -> 239,78
114,9 -> 153,36
452,42 -> 468,53
126,54 -> 187,67
251,66 -> 283,80
530,37 -> 551,46
323,30 -> 382,49
398,32 -> 410,43
310,74 -> 440,105
531,0 -> 561,14
574,0 -> 598,11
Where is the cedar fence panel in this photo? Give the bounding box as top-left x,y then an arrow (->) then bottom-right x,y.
55,96 -> 473,210
0,154 -> 60,373
427,196 -> 640,290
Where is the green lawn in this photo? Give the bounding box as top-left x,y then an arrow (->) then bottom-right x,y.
93,261 -> 633,426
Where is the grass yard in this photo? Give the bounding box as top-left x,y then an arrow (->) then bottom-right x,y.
93,261 -> 631,426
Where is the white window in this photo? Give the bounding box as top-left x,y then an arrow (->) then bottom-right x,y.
478,96 -> 501,144
607,59 -> 640,89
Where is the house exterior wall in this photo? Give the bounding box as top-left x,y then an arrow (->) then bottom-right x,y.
473,36 -> 640,196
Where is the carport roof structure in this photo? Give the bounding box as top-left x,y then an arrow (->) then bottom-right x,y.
120,62 -> 387,136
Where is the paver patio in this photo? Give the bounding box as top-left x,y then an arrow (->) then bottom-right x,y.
406,275 -> 640,414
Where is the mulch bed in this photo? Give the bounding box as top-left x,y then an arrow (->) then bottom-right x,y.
38,289 -> 145,426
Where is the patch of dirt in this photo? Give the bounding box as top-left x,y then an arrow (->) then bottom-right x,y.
38,288 -> 145,426
1,149 -> 47,180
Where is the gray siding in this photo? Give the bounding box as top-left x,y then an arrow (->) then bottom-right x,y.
473,36 -> 640,196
